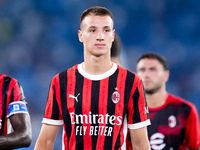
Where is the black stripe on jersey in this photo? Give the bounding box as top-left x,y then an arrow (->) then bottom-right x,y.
142,81 -> 149,119
114,70 -> 136,150
132,87 -> 141,123
114,131 -> 121,150
1,76 -> 11,135
115,70 -> 135,149
59,70 -> 71,150
124,71 -> 135,117
75,71 -> 84,150
104,69 -> 118,150
181,103 -> 191,116
51,85 -> 60,120
10,88 -> 14,103
91,81 -> 100,150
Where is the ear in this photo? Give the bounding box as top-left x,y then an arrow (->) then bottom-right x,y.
164,70 -> 170,82
112,29 -> 115,42
78,30 -> 83,43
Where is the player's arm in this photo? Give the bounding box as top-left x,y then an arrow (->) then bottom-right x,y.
34,124 -> 61,150
129,126 -> 150,150
186,104 -> 200,150
0,113 -> 32,149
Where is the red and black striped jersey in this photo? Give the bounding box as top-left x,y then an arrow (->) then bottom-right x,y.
0,74 -> 27,135
43,63 -> 150,150
127,93 -> 200,150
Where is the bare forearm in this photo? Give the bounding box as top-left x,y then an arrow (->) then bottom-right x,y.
132,142 -> 151,150
130,127 -> 151,150
0,129 -> 32,149
34,138 -> 54,150
34,124 -> 60,150
0,113 -> 32,149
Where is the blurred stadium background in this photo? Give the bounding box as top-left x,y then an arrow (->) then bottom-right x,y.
0,0 -> 199,149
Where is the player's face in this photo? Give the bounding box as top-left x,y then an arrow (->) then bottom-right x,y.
78,15 -> 115,57
137,58 -> 169,94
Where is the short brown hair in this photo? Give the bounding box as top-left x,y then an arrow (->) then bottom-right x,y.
137,52 -> 169,70
80,6 -> 113,28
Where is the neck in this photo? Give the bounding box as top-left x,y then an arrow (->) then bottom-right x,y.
111,57 -> 121,66
146,90 -> 168,108
83,55 -> 113,75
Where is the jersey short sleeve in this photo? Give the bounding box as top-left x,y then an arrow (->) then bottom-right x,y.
42,74 -> 63,125
10,77 -> 26,102
185,102 -> 200,149
6,77 -> 28,118
127,74 -> 150,129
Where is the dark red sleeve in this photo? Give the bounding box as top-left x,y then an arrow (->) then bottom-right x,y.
185,103 -> 200,149
43,74 -> 63,125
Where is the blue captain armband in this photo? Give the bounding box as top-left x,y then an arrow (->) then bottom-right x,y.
7,101 -> 28,118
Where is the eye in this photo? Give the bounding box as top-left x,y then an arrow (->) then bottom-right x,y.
90,29 -> 95,32
150,68 -> 156,72
139,68 -> 145,72
104,29 -> 110,32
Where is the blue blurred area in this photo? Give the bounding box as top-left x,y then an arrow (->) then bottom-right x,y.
0,0 -> 199,149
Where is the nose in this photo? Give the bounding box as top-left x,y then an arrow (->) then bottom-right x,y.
96,31 -> 104,41
143,70 -> 151,78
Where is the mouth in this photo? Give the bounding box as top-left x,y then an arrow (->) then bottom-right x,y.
143,80 -> 151,85
95,44 -> 105,48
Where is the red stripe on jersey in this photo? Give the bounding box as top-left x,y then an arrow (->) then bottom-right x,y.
113,67 -> 127,150
67,66 -> 76,150
96,78 -> 109,150
53,74 -> 69,148
6,79 -> 12,105
127,81 -> 137,124
127,75 -> 147,124
5,77 -> 16,135
82,78 -> 92,150
7,77 -> 20,103
46,73 -> 63,121
184,102 -> 200,149
0,77 -> 3,126
44,75 -> 58,119
54,75 -> 62,120
12,79 -> 21,102
137,79 -> 148,122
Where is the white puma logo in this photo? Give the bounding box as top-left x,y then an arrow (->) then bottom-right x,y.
145,106 -> 149,114
69,93 -> 80,102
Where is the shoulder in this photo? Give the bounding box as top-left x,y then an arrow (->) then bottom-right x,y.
118,65 -> 141,80
51,65 -> 78,82
0,74 -> 16,81
0,74 -> 19,85
168,93 -> 197,111
117,66 -> 143,90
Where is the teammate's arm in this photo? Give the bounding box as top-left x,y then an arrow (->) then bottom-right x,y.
0,113 -> 32,149
186,104 -> 200,150
34,124 -> 61,150
129,126 -> 151,150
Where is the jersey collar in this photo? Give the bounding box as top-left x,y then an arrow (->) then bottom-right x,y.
78,62 -> 118,81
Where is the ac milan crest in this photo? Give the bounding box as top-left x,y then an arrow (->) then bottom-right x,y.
112,91 -> 120,104
168,115 -> 176,128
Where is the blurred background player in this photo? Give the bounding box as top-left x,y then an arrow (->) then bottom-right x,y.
111,33 -> 122,66
127,52 -> 200,150
0,74 -> 32,149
